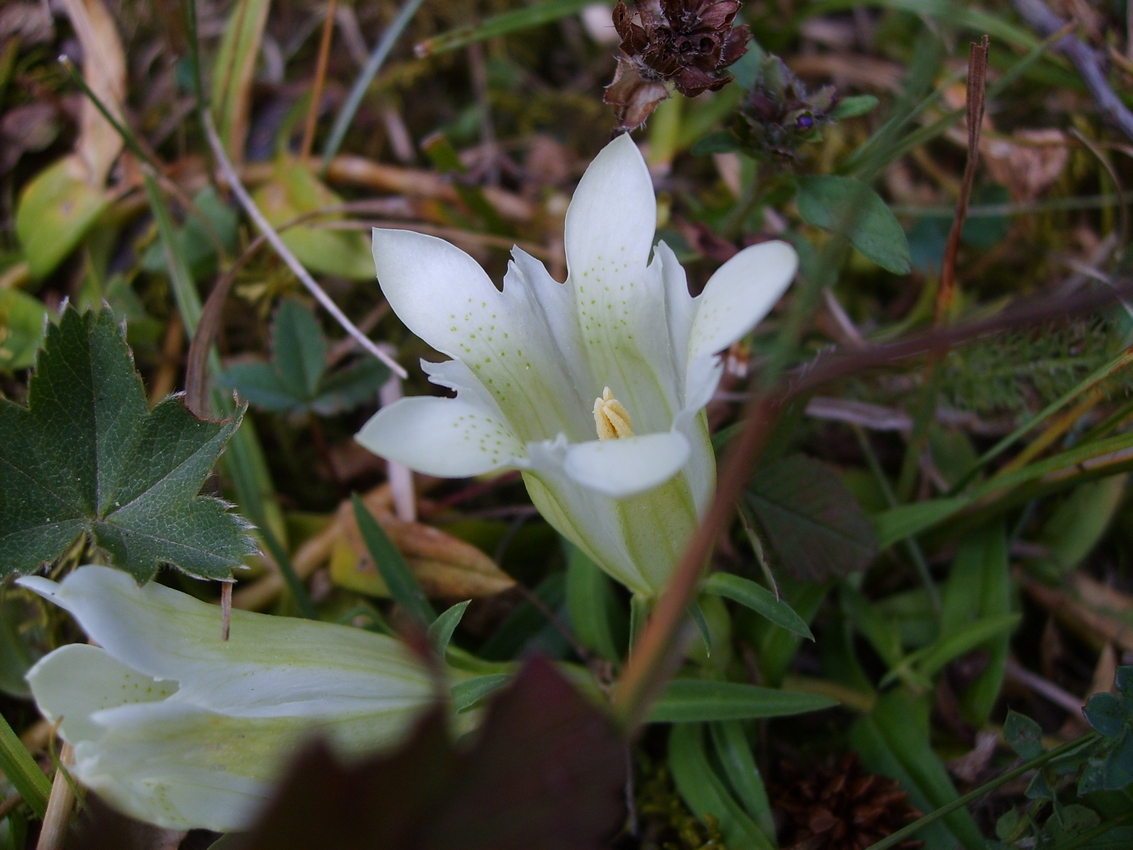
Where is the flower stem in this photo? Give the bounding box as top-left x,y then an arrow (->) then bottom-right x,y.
612,396 -> 783,732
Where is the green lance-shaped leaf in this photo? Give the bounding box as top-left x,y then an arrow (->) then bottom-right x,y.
0,307 -> 255,581
796,175 -> 912,274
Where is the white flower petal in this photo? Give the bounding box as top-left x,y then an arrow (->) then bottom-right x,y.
26,644 -> 176,742
357,396 -> 524,478
372,229 -> 591,442
371,228 -> 499,358
19,567 -> 437,717
521,459 -> 702,597
564,134 -> 656,293
562,432 -> 690,498
688,240 -> 798,361
563,137 -> 684,433
71,695 -> 434,832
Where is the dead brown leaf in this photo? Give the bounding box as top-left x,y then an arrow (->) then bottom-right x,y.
232,484 -> 514,612
983,129 -> 1070,202
60,0 -> 127,186
332,489 -> 515,599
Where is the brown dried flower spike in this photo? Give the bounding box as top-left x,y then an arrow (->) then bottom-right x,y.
605,0 -> 751,131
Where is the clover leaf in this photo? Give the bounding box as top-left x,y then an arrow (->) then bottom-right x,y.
218,300 -> 389,418
0,307 -> 255,582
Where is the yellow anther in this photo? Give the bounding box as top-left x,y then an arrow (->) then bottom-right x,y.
593,387 -> 634,440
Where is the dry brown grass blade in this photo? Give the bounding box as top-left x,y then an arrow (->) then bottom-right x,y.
937,34 -> 989,324
299,0 -> 339,161
1021,572 -> 1133,652
59,0 -> 125,186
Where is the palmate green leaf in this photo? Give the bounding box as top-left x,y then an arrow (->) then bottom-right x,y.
0,307 -> 255,582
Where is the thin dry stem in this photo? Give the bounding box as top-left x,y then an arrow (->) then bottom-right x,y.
36,744 -> 74,850
202,111 -> 407,379
300,0 -> 339,161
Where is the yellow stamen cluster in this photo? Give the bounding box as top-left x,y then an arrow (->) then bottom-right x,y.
593,387 -> 634,440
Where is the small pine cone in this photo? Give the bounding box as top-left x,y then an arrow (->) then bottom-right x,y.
772,752 -> 924,850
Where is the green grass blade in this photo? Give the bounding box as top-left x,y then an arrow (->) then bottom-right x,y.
415,0 -> 592,57
321,0 -> 427,166
211,0 -> 270,160
351,493 -> 436,627
708,721 -> 776,842
0,712 -> 50,819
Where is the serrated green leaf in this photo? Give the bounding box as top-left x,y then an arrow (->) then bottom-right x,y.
218,362 -> 301,412
0,307 -> 255,582
1004,710 -> 1044,760
1102,728 -> 1133,790
702,572 -> 814,639
141,186 -> 239,280
796,175 -> 911,274
309,359 -> 389,416
1115,665 -> 1133,701
272,300 -> 327,399
220,300 -> 389,417
1026,769 -> 1053,800
746,453 -> 877,581
649,679 -> 836,723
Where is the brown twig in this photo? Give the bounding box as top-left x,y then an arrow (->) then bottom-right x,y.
1013,0 -> 1133,143
938,35 -> 990,323
610,276 -> 1133,733
299,0 -> 339,161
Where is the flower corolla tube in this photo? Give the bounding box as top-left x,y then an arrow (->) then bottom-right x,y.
19,566 -> 442,832
357,134 -> 797,597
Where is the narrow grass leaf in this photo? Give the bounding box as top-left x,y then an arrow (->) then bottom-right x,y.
428,600 -> 470,657
702,572 -> 813,639
669,724 -> 775,850
649,680 -> 836,723
452,673 -> 511,713
0,711 -> 50,819
708,721 -> 776,842
351,493 -> 436,627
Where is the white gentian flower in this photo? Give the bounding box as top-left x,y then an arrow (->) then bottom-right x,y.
19,566 -> 442,832
357,134 -> 797,598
